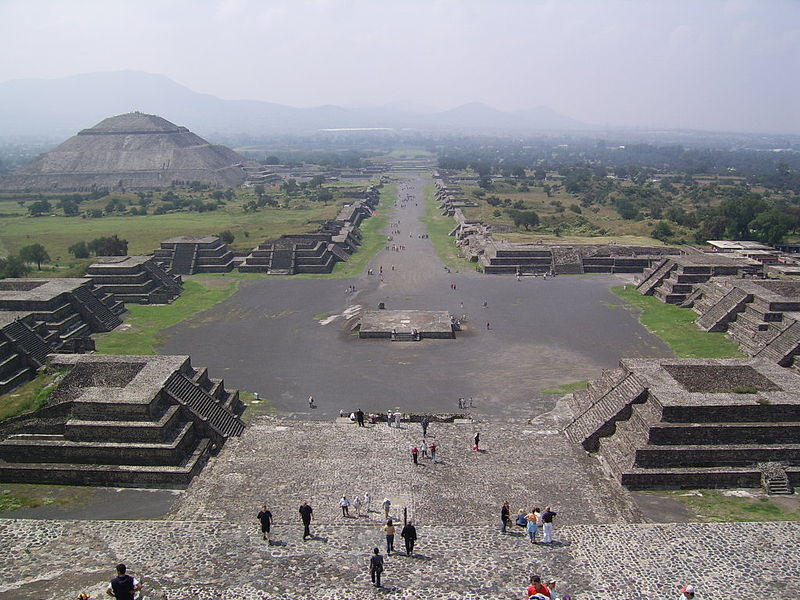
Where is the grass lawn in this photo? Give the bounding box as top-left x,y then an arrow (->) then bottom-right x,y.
0,367 -> 66,421
94,276 -> 239,355
420,182 -> 480,272
644,489 -> 800,522
611,285 -> 743,358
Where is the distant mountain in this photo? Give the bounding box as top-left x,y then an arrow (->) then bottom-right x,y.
0,70 -> 589,138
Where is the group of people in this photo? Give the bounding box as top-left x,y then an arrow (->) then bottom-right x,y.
369,519 -> 418,588
501,502 -> 558,544
409,438 -> 438,464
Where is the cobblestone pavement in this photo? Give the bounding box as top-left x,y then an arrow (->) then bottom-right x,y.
167,413 -> 639,527
3,517 -> 799,599
4,417 -> 799,599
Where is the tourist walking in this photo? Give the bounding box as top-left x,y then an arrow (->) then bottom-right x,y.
429,441 -> 438,463
473,431 -> 480,451
369,548 -> 384,588
411,445 -> 419,465
364,492 -> 371,513
421,416 -> 429,437
541,506 -> 557,543
299,501 -> 313,540
257,504 -> 273,543
382,497 -> 392,519
401,521 -> 417,555
421,439 -> 428,458
501,501 -> 511,533
356,408 -> 365,427
106,563 -> 142,600
387,410 -> 393,427
679,584 -> 696,599
353,495 -> 362,517
340,495 -> 350,517
384,519 -> 396,555
394,411 -> 401,428
308,396 -> 315,409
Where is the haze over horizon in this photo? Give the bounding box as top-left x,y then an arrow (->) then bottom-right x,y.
1,0 -> 799,135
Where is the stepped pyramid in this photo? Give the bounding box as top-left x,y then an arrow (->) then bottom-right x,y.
0,112 -> 247,191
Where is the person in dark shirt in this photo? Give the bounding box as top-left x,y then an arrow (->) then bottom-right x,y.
369,547 -> 384,587
501,501 -> 511,533
257,505 -> 273,544
400,521 -> 418,555
541,506 -> 557,544
356,408 -> 365,427
106,563 -> 141,600
299,501 -> 313,540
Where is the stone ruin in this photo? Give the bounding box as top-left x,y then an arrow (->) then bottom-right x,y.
565,357 -> 800,492
693,279 -> 800,368
154,235 -> 238,275
358,310 -> 456,340
0,112 -> 249,191
239,185 -> 381,275
0,353 -> 244,487
636,248 -> 763,305
433,179 -> 680,275
0,278 -> 125,392
86,255 -> 182,304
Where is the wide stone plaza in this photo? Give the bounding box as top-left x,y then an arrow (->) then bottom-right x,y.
2,174 -> 799,599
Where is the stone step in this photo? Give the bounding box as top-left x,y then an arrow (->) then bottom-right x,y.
634,443 -> 800,468
621,465 -> 763,489
0,422 -> 198,465
648,421 -> 800,445
0,438 -> 212,487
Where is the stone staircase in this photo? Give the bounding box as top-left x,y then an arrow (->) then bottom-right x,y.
171,243 -> 198,275
391,332 -> 417,342
755,320 -> 800,367
696,286 -> 751,332
563,372 -> 648,452
163,372 -> 245,443
3,319 -> 51,366
70,284 -> 123,331
636,258 -> 673,295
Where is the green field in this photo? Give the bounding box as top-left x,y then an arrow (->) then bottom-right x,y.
611,285 -> 744,358
0,184 -> 370,266
94,276 -> 240,355
420,182 -> 478,271
644,489 -> 800,522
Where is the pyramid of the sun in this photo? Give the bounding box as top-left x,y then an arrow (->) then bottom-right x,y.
0,112 -> 247,191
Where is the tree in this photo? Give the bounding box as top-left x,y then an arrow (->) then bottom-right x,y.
748,208 -> 792,245
314,188 -> 334,203
651,221 -> 674,242
218,230 -> 235,245
534,168 -> 547,181
88,235 -> 128,256
507,209 -> 540,230
19,243 -> 50,269
59,199 -> 80,216
0,255 -> 31,278
27,200 -> 52,216
308,175 -> 325,188
253,184 -> 265,199
281,179 -> 299,194
69,241 -> 90,259
721,194 -> 766,239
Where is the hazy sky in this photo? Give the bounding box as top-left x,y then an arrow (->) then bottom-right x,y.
1,0 -> 799,133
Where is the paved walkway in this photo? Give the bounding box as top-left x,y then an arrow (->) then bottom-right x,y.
3,517 -> 799,599
160,173 -> 672,418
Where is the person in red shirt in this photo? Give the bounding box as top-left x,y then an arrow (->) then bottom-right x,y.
411,445 -> 419,465
526,574 -> 552,599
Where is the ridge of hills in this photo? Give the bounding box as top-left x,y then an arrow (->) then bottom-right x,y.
0,70 -> 589,137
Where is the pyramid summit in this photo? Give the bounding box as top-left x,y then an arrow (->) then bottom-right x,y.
0,112 -> 248,191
